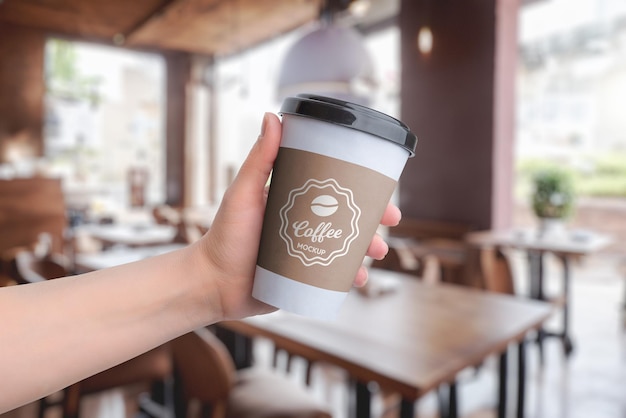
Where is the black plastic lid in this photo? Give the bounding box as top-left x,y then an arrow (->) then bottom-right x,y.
279,94 -> 417,156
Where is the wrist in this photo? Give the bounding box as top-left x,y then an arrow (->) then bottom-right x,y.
174,241 -> 226,328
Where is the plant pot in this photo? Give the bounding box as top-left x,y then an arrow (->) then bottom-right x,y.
537,217 -> 566,238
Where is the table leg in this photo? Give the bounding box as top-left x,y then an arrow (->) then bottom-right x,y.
528,250 -> 545,364
214,326 -> 253,369
448,381 -> 458,418
533,250 -> 546,298
623,274 -> 626,327
529,251 -> 576,357
437,386 -> 448,417
517,339 -> 526,418
537,251 -> 546,364
561,256 -> 574,356
498,349 -> 508,418
436,382 -> 458,418
399,398 -> 415,418
527,251 -> 538,299
352,381 -> 415,418
354,380 -> 372,418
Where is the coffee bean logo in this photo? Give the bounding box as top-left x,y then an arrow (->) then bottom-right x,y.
310,195 -> 339,217
280,179 -> 361,267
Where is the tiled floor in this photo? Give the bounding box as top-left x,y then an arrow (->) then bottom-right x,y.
3,252 -> 625,418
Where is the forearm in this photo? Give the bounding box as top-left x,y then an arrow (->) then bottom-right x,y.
0,242 -> 218,412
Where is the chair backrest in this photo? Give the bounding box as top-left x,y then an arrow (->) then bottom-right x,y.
371,239 -> 441,283
0,177 -> 67,256
13,250 -> 68,284
479,247 -> 516,295
152,205 -> 181,226
389,217 -> 473,241
385,218 -> 473,286
171,328 -> 237,406
172,221 -> 204,244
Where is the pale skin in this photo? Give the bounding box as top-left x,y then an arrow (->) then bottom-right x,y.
0,112 -> 401,413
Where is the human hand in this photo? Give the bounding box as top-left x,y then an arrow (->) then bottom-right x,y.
197,113 -> 401,320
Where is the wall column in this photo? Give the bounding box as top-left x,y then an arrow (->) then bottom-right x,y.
0,23 -> 45,159
399,0 -> 518,230
164,51 -> 192,207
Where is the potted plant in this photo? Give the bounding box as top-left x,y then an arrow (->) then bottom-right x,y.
531,167 -> 575,233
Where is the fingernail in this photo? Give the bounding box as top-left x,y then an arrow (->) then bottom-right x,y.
394,206 -> 402,226
258,112 -> 270,139
374,244 -> 389,261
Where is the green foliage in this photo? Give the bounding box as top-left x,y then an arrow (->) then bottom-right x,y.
46,39 -> 102,106
49,39 -> 78,82
517,153 -> 626,200
590,154 -> 626,177
531,167 -> 575,219
574,173 -> 626,196
581,154 -> 626,197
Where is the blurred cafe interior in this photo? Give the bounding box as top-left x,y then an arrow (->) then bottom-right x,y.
1,0 -> 625,417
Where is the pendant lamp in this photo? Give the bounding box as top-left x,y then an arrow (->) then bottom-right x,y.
276,1 -> 376,105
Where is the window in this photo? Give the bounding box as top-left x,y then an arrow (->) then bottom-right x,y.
43,39 -> 165,217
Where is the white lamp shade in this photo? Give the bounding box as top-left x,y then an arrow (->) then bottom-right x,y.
277,24 -> 376,105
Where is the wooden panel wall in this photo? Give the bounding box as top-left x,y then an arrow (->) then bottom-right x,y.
398,0 -> 518,230
0,23 -> 46,158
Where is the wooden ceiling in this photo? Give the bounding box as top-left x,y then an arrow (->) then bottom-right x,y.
0,0 -> 545,57
0,0 -> 325,56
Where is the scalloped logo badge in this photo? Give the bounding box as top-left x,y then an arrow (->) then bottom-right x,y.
279,179 -> 361,266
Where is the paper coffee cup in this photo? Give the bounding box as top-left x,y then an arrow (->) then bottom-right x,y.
253,94 -> 417,320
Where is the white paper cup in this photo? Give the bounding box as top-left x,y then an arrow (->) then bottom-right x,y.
253,94 -> 417,320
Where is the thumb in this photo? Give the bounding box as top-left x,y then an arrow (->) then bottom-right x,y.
231,112 -> 282,199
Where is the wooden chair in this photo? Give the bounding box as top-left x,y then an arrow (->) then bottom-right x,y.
390,217 -> 473,241
476,245 -> 568,302
172,220 -> 206,244
12,249 -> 68,284
171,328 -> 332,418
387,218 -> 474,286
152,204 -> 206,244
0,178 -> 67,256
0,246 -> 27,287
478,247 -> 516,295
8,248 -> 174,418
152,204 -> 182,226
371,238 -> 441,284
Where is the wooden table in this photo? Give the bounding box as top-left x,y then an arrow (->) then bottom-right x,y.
220,269 -> 553,418
77,223 -> 178,249
74,243 -> 186,273
466,227 -> 611,356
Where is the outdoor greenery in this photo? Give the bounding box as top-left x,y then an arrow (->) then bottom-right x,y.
516,152 -> 626,204
46,39 -> 102,106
